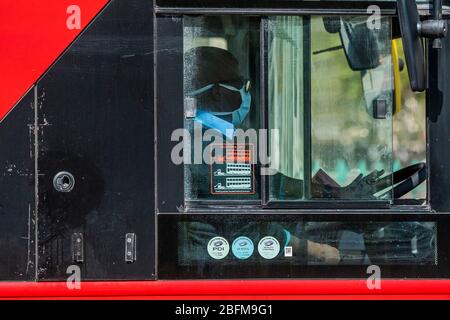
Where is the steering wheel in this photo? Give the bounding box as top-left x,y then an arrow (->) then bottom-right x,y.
370,162 -> 427,199
314,162 -> 426,199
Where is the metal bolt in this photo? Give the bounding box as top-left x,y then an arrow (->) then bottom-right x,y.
53,171 -> 75,192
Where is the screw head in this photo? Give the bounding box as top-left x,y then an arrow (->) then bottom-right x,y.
53,171 -> 75,192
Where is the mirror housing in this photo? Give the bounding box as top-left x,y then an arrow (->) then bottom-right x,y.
339,17 -> 382,71
397,0 -> 447,92
396,0 -> 427,91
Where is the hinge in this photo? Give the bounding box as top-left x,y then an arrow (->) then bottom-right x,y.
72,233 -> 84,263
125,233 -> 137,263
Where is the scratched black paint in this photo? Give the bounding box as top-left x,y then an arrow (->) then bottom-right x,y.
36,0 -> 155,280
0,91 -> 35,280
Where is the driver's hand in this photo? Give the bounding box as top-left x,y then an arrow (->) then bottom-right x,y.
339,169 -> 385,199
307,240 -> 341,264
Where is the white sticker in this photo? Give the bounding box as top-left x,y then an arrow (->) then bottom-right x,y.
284,246 -> 293,257
207,236 -> 230,260
258,236 -> 280,260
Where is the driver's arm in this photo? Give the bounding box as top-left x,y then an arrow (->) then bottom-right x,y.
290,234 -> 341,264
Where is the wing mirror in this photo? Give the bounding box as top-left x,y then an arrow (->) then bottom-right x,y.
397,0 -> 447,91
322,0 -> 447,92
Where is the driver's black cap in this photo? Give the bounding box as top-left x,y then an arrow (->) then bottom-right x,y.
184,46 -> 243,92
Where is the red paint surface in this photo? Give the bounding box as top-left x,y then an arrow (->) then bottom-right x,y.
0,0 -> 109,121
0,280 -> 449,299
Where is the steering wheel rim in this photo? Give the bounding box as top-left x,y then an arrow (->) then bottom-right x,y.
374,162 -> 427,199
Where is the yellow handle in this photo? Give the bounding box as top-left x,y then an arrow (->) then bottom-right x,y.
392,39 -> 402,114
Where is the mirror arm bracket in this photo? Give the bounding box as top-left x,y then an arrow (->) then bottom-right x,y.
417,0 -> 448,49
397,0 -> 447,91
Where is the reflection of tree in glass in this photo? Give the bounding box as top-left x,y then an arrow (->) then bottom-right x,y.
393,40 -> 426,199
311,17 -> 392,186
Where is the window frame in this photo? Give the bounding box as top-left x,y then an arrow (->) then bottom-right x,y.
154,0 -> 450,281
156,11 -> 431,212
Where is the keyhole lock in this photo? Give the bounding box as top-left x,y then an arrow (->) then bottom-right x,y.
53,171 -> 75,192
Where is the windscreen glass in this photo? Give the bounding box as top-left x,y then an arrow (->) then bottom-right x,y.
268,16 -> 393,202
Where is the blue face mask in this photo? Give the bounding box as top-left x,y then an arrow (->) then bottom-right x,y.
187,81 -> 251,139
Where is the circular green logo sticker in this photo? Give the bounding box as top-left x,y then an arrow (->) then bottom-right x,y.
232,236 -> 254,260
